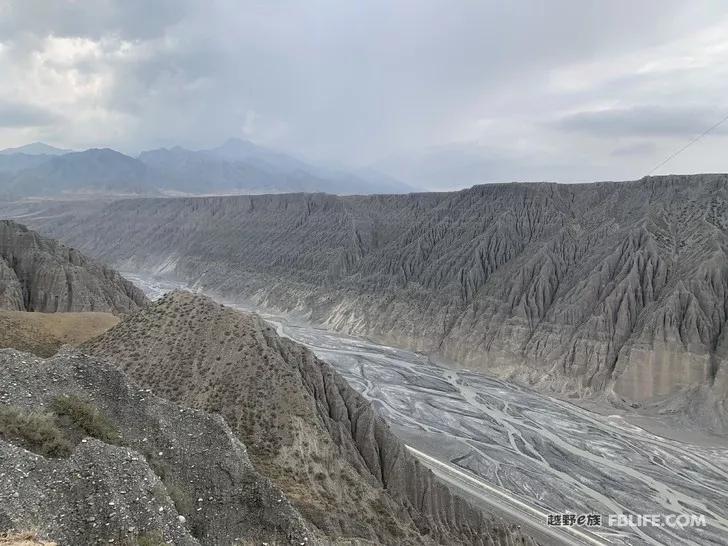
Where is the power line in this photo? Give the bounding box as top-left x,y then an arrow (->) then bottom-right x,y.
645,110 -> 728,177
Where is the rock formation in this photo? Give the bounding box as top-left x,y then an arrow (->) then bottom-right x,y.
0,220 -> 147,313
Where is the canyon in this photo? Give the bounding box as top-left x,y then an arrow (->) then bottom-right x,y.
10,174 -> 728,432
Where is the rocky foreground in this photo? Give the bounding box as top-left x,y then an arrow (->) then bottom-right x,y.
0,291 -> 534,545
0,347 -> 310,545
15,174 -> 728,429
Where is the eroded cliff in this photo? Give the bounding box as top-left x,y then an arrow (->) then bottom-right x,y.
0,220 -> 147,313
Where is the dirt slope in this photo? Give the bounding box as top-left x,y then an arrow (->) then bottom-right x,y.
0,311 -> 119,356
83,291 -> 534,546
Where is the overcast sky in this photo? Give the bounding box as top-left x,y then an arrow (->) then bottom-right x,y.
1,1 -> 728,189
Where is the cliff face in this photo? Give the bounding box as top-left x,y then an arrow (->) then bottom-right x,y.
0,220 -> 147,313
18,175 -> 728,414
0,348 -> 311,546
83,292 -> 534,545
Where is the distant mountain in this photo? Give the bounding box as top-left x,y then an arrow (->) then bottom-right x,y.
0,139 -> 413,199
206,138 -> 309,171
0,152 -> 53,174
139,138 -> 415,195
0,142 -> 71,156
138,145 -> 320,194
2,148 -> 157,198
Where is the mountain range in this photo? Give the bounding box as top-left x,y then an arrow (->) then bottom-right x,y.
0,140 -> 413,198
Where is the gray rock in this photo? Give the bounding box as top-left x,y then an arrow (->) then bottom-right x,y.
0,220 -> 147,313
0,347 -> 311,545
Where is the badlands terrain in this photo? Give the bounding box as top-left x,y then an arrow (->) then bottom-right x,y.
0,223 -> 531,545
9,174 -> 728,433
3,173 -> 728,544
129,272 -> 728,546
0,220 -> 146,314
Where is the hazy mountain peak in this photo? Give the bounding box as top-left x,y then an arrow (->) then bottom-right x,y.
206,137 -> 265,161
76,147 -> 130,159
0,142 -> 71,156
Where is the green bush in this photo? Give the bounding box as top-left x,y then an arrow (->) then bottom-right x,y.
0,405 -> 72,457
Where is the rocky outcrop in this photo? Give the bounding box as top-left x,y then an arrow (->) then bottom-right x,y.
0,348 -> 311,546
83,292 -> 534,545
0,257 -> 23,310
0,220 -> 147,313
15,174 -> 728,421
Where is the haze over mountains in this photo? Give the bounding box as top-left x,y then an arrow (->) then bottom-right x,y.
0,140 -> 413,198
0,143 -> 72,156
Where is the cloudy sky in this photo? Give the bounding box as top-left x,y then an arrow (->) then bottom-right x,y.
1,1 -> 728,189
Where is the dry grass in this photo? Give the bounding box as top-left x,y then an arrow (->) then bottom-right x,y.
0,397 -> 121,458
0,311 -> 119,357
0,531 -> 57,545
52,395 -> 122,445
0,406 -> 72,457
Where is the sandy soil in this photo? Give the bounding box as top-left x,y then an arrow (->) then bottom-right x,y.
0,311 -> 119,357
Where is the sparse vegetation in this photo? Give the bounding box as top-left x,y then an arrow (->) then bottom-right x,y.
51,395 -> 122,444
164,480 -> 193,515
130,531 -> 167,546
0,406 -> 72,458
0,395 -> 122,458
79,292 -> 437,543
0,311 -> 119,357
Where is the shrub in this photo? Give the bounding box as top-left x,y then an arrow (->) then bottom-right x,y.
51,395 -> 122,444
0,406 -> 72,458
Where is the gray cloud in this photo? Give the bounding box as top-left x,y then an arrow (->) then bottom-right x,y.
611,142 -> 657,157
553,106 -> 728,138
0,100 -> 59,128
0,1 -> 190,41
1,0 -> 728,188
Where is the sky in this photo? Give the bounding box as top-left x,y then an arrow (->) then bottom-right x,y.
1,1 -> 728,190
